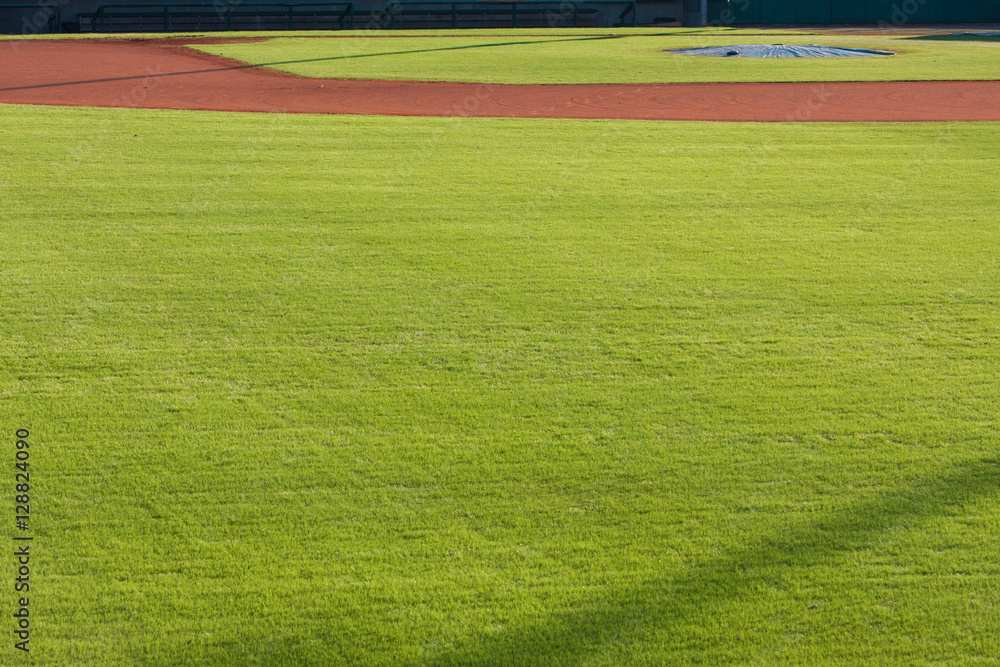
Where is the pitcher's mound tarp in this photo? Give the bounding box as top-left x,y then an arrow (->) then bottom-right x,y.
664,45 -> 895,58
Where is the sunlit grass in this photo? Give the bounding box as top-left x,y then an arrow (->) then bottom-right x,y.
2,104 -> 1000,664
192,31 -> 1000,83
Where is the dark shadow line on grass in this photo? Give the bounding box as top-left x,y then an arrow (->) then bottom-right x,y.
0,34 -> 622,93
903,34 -> 1000,42
420,455 -> 1000,666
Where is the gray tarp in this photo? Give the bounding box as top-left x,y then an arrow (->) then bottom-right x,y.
663,44 -> 895,58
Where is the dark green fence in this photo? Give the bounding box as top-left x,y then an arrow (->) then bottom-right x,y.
80,1 -> 354,32
2,3 -> 62,33
384,0 -> 635,28
708,0 -> 1000,24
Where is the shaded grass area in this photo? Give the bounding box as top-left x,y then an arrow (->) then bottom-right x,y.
2,106 -> 1000,664
908,33 -> 1000,42
191,32 -> 1000,83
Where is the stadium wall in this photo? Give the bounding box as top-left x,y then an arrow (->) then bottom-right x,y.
1,0 -> 682,32
707,0 -> 1000,25
3,0 -> 1000,32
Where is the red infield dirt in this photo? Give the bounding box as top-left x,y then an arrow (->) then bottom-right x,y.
2,37 -> 999,121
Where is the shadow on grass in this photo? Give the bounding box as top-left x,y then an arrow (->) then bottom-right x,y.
904,33 -> 1000,42
422,455 -> 1000,665
0,34 -> 624,92
239,32 -> 628,63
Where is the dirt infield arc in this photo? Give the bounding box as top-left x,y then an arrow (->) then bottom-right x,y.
2,38 -> 1000,121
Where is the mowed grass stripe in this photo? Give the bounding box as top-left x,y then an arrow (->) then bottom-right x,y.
1,106 -> 999,665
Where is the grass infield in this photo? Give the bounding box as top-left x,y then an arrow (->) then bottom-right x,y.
191,31 -> 1000,83
1,104 -> 999,664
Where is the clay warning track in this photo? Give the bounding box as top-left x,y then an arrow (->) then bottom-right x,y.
2,38 -> 1000,121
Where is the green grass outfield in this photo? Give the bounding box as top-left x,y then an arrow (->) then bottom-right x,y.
2,103 -> 1000,665
191,31 -> 1000,83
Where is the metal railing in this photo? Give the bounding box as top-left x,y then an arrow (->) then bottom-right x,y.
384,0 -> 635,28
78,0 -> 641,32
85,1 -> 353,32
